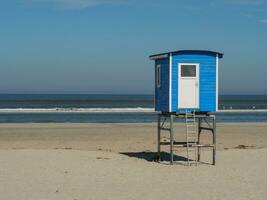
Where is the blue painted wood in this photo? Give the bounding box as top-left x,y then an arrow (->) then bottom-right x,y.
171,52 -> 217,112
153,50 -> 219,113
155,58 -> 169,112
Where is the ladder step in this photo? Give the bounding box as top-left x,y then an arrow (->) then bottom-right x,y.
187,137 -> 197,141
186,125 -> 196,128
186,124 -> 196,127
187,136 -> 197,139
187,139 -> 197,142
186,144 -> 197,146
186,131 -> 197,134
186,131 -> 196,134
186,149 -> 197,152
186,113 -> 195,116
187,135 -> 196,138
187,162 -> 198,166
187,138 -> 196,140
186,127 -> 196,130
186,140 -> 197,143
186,119 -> 195,122
160,127 -> 171,131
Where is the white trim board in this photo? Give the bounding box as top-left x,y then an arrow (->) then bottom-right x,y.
216,54 -> 219,112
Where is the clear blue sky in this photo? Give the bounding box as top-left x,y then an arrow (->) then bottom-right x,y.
0,0 -> 267,94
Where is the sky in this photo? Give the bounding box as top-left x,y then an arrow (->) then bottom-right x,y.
0,0 -> 267,95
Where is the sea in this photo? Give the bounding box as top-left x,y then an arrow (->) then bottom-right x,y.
0,94 -> 267,123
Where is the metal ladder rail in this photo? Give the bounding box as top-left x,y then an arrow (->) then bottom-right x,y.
185,110 -> 198,166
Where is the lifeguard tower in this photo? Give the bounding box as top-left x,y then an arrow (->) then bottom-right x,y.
149,50 -> 224,165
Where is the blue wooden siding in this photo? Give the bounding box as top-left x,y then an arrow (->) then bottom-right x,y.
155,58 -> 169,112
171,52 -> 217,112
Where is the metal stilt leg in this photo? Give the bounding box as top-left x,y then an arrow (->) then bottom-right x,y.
213,116 -> 216,165
170,115 -> 174,165
157,114 -> 161,162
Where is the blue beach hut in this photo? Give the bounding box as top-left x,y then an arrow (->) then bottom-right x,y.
149,50 -> 223,113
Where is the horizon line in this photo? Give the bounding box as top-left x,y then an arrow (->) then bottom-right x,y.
0,93 -> 267,96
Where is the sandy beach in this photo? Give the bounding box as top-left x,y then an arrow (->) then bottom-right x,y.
0,122 -> 267,199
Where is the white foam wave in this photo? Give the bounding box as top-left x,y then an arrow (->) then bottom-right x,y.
0,108 -> 267,114
218,109 -> 267,113
0,108 -> 155,113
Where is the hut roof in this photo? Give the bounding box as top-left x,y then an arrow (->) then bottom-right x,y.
149,50 -> 224,60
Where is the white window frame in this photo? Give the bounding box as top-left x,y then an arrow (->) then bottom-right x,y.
156,64 -> 161,88
180,64 -> 198,78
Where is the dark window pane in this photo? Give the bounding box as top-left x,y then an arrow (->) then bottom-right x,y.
156,65 -> 161,87
181,65 -> 196,77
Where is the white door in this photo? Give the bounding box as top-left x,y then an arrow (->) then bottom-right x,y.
178,63 -> 199,109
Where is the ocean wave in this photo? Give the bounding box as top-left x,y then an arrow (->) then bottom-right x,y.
0,108 -> 267,114
0,107 -> 155,113
218,109 -> 267,113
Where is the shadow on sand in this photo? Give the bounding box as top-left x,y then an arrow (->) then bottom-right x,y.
120,151 -> 187,162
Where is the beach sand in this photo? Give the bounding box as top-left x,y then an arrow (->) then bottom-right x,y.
0,122 -> 267,199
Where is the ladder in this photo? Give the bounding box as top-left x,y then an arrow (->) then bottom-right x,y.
185,110 -> 198,166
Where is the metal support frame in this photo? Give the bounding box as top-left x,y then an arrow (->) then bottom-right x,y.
170,115 -> 174,164
157,112 -> 217,165
157,114 -> 161,161
197,118 -> 201,162
213,116 -> 216,165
